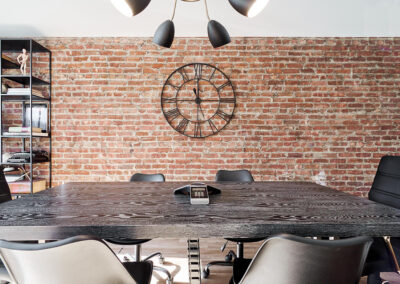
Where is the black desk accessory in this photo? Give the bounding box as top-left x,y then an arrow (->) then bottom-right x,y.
173,183 -> 221,196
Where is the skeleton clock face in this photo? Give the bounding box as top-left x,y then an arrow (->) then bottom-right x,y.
161,63 -> 236,138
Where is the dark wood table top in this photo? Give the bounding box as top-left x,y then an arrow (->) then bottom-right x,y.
0,181 -> 400,240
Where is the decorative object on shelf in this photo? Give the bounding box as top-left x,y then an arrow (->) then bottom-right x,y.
17,48 -> 29,75
112,0 -> 267,48
228,0 -> 269,17
1,83 -> 9,94
23,103 -> 48,132
161,63 -> 236,138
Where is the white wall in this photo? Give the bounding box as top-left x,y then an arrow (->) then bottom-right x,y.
0,0 -> 400,37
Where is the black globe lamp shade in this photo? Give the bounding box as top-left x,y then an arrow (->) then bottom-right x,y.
207,20 -> 231,48
111,0 -> 151,17
153,20 -> 175,48
228,0 -> 269,17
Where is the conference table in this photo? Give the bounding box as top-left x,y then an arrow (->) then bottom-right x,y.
1,181 -> 400,283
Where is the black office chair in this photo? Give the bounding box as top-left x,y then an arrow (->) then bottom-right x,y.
107,173 -> 173,284
0,235 -> 153,284
202,170 -> 266,279
363,156 -> 400,284
234,234 -> 372,284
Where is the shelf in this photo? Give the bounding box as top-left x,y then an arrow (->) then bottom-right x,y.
0,94 -> 49,102
1,134 -> 50,138
2,161 -> 49,166
1,57 -> 19,69
1,39 -> 50,53
1,75 -> 50,86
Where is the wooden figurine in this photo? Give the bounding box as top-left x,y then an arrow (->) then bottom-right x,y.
17,49 -> 29,75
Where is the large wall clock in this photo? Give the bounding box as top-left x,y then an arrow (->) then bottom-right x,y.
161,63 -> 236,138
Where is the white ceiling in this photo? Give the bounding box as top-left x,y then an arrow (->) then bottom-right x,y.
0,0 -> 399,37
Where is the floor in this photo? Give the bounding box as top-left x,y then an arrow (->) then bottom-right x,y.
112,238 -> 400,284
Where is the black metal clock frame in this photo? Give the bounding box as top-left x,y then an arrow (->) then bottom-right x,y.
161,63 -> 236,138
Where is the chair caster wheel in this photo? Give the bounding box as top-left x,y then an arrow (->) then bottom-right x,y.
158,256 -> 165,265
202,268 -> 210,279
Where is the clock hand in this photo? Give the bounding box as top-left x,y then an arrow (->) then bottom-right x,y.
199,103 -> 205,119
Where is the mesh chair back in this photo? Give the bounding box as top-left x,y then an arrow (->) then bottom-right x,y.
0,236 -> 137,284
130,173 -> 165,182
369,156 -> 400,209
215,170 -> 254,182
239,234 -> 372,284
0,167 -> 11,204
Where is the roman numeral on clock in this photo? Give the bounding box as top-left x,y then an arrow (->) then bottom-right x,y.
194,122 -> 202,138
219,97 -> 235,104
176,118 -> 189,133
216,109 -> 232,121
162,97 -> 177,104
167,82 -> 180,90
178,68 -> 189,83
194,64 -> 203,80
164,108 -> 180,121
217,81 -> 231,92
208,119 -> 218,134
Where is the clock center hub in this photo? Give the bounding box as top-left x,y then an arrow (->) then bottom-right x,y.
195,97 -> 201,105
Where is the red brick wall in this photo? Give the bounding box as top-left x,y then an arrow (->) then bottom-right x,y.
35,37 -> 400,195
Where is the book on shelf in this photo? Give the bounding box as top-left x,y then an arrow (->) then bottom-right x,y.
5,88 -> 44,98
8,178 -> 46,194
5,174 -> 24,183
3,131 -> 49,137
8,126 -> 43,133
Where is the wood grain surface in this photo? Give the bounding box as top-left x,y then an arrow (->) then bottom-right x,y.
0,181 -> 400,240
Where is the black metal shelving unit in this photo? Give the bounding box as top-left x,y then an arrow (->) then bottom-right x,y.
0,39 -> 51,195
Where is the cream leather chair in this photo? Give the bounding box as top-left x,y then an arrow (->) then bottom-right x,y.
235,234 -> 373,284
0,235 -> 152,284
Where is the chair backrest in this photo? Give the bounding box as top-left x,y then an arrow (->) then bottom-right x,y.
369,156 -> 400,209
0,167 -> 11,204
0,236 -> 137,284
130,173 -> 165,182
215,170 -> 254,183
239,234 -> 372,284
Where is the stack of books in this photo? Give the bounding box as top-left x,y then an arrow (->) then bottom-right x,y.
3,126 -> 48,137
5,88 -> 44,98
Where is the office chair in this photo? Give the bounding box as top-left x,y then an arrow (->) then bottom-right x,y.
363,156 -> 400,284
234,234 -> 372,284
0,235 -> 153,284
202,170 -> 266,279
107,173 -> 173,284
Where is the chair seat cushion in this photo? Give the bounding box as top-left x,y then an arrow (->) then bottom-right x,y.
123,261 -> 153,284
226,237 -> 265,243
106,239 -> 151,245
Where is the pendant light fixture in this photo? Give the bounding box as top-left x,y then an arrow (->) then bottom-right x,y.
204,0 -> 231,48
110,0 -> 151,17
153,0 -> 177,48
111,0 -> 268,48
228,0 -> 269,18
